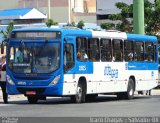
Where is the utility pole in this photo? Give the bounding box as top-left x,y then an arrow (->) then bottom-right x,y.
23,0 -> 26,8
68,0 -> 71,23
36,0 -> 39,8
133,0 -> 144,34
48,0 -> 51,19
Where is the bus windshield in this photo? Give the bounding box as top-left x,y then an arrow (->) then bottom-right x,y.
8,42 -> 60,74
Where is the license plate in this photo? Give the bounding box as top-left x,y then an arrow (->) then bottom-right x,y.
26,91 -> 36,95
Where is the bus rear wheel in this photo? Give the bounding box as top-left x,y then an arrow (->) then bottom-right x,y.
27,96 -> 38,104
125,79 -> 135,100
71,82 -> 86,103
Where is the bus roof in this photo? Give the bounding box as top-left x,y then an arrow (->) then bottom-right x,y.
11,27 -> 127,39
91,30 -> 127,39
11,28 -> 158,42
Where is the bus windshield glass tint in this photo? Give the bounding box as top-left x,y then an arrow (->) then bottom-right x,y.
8,42 -> 60,74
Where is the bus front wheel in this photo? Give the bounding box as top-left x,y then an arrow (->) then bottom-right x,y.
125,79 -> 135,100
71,82 -> 86,103
27,96 -> 38,104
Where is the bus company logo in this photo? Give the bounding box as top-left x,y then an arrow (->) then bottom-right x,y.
104,65 -> 118,78
17,81 -> 26,85
79,65 -> 87,71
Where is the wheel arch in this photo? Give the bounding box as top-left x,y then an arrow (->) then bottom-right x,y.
129,76 -> 136,91
78,76 -> 87,93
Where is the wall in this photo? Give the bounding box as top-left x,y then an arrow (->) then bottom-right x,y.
0,0 -> 18,9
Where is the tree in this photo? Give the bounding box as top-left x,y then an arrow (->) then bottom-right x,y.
145,0 -> 160,35
46,19 -> 58,27
0,22 -> 14,54
101,0 -> 160,35
0,22 -> 14,41
66,21 -> 76,27
77,20 -> 85,29
107,2 -> 133,32
100,23 -> 115,30
71,21 -> 76,27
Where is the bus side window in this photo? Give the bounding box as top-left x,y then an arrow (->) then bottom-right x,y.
154,44 -> 157,62
76,37 -> 88,61
145,42 -> 154,62
134,42 -> 144,62
64,44 -> 74,72
100,38 -> 112,62
88,38 -> 100,61
124,40 -> 134,61
112,39 -> 123,62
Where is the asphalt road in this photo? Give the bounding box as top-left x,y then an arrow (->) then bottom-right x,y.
0,95 -> 160,118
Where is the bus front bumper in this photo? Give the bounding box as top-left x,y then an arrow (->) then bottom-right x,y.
7,84 -> 63,96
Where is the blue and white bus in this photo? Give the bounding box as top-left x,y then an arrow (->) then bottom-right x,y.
5,28 -> 159,103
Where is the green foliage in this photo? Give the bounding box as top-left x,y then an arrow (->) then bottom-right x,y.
66,21 -> 76,27
0,22 -> 14,41
109,14 -> 122,20
71,21 -> 76,27
106,2 -> 132,32
77,20 -> 85,29
102,0 -> 160,34
100,23 -> 115,30
46,19 -> 58,27
144,0 -> 160,35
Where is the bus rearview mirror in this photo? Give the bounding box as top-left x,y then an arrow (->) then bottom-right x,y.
1,42 -> 4,54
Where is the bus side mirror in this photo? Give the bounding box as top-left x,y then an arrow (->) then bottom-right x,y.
1,42 -> 4,54
1,39 -> 8,54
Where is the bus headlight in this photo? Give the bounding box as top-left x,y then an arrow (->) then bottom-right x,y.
7,75 -> 15,85
49,75 -> 60,86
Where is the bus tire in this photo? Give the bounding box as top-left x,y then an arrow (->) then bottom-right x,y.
71,82 -> 86,103
125,79 -> 135,100
27,96 -> 38,104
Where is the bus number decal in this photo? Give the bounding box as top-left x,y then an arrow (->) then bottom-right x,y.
79,65 -> 87,71
104,65 -> 118,78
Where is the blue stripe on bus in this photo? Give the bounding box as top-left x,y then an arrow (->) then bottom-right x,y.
127,34 -> 158,42
127,62 -> 158,70
66,62 -> 93,74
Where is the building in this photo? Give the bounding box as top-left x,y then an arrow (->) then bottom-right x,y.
0,0 -> 156,25
0,8 -> 47,25
96,0 -> 155,25
0,0 -> 96,24
97,0 -> 132,25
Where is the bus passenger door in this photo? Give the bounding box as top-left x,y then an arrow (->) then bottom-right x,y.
63,36 -> 76,73
63,36 -> 77,95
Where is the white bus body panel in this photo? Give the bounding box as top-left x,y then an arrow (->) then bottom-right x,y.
62,62 -> 158,95
91,31 -> 127,40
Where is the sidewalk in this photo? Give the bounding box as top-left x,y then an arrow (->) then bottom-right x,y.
0,89 -> 160,103
150,89 -> 160,95
0,90 -> 26,102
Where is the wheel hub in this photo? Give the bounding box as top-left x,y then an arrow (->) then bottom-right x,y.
76,87 -> 82,100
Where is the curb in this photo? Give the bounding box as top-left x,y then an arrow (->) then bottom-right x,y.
150,89 -> 160,95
